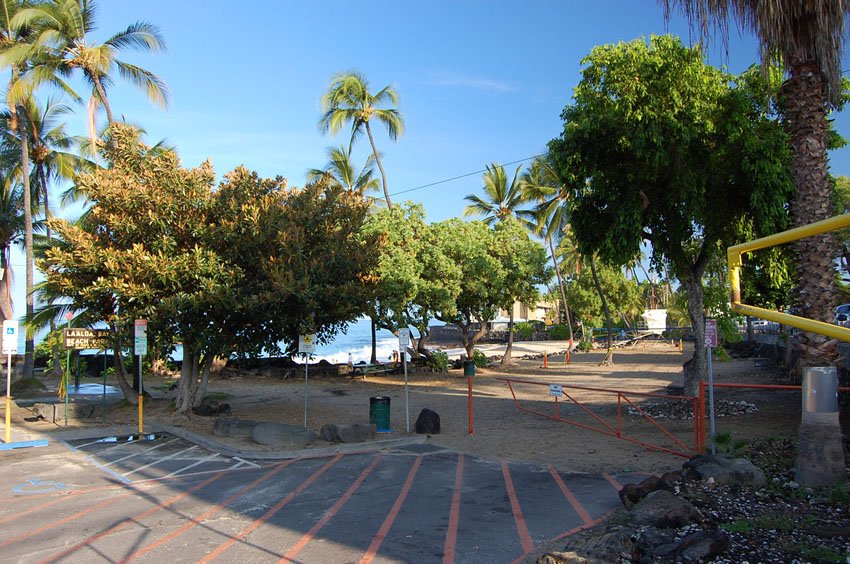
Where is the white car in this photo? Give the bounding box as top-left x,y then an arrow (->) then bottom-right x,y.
835,304 -> 850,327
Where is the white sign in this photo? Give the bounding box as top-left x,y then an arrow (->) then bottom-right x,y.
2,320 -> 18,355
134,319 -> 148,356
398,328 -> 410,350
549,383 -> 563,397
298,334 -> 317,354
704,319 -> 718,348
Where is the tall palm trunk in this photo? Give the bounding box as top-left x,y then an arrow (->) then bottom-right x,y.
546,234 -> 574,345
93,74 -> 115,127
12,102 -> 33,381
589,257 -> 613,366
364,122 -> 392,208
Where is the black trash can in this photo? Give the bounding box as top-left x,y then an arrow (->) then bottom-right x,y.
463,359 -> 475,377
369,396 -> 391,433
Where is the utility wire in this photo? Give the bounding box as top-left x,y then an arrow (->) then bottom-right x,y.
389,153 -> 547,198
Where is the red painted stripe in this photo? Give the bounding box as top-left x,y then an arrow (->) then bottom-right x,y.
501,461 -> 534,556
548,466 -> 594,526
280,455 -> 383,562
198,454 -> 343,564
40,471 -> 226,563
602,473 -> 623,491
121,460 -> 296,563
0,488 -> 139,551
509,509 -> 618,564
0,489 -> 89,526
441,454 -> 465,564
360,455 -> 423,564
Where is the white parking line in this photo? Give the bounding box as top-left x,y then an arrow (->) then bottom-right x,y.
161,452 -> 222,478
231,457 -> 261,469
102,438 -> 181,467
121,445 -> 199,477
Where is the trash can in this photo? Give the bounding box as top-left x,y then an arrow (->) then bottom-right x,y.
463,360 -> 475,377
370,396 -> 391,433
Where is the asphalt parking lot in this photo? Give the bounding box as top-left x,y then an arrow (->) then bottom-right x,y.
0,433 -> 644,563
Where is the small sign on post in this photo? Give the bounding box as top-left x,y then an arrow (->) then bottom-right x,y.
549,383 -> 563,397
398,328 -> 411,433
2,320 -> 18,355
3,319 -> 18,443
398,328 -> 410,351
134,319 -> 148,356
298,334 -> 317,428
704,319 -> 718,349
63,328 -> 110,350
705,318 -> 718,455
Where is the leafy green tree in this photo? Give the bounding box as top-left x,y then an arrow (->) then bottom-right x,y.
662,0 -> 848,368
319,71 -> 403,208
567,262 -> 643,331
13,0 -> 168,148
41,126 -> 378,412
549,36 -> 793,394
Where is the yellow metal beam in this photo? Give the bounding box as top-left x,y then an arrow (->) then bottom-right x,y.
728,212 -> 850,343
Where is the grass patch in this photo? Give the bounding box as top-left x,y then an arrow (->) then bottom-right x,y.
720,520 -> 753,533
204,392 -> 230,401
799,545 -> 847,563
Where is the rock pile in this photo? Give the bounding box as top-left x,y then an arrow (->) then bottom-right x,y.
626,399 -> 758,420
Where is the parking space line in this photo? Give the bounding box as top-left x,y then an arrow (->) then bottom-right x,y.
120,459 -> 297,563
360,455 -> 423,564
280,454 -> 383,563
121,446 -> 198,477
548,466 -> 594,525
40,471 -> 227,564
232,457 -> 261,469
603,473 -> 623,491
102,438 -> 181,467
441,453 -> 465,564
502,461 -> 534,556
198,453 -> 345,563
161,452 -> 221,478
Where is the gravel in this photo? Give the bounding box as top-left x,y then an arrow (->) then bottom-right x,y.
626,399 -> 759,420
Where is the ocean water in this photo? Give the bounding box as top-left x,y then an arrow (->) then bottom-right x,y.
308,318 -> 414,364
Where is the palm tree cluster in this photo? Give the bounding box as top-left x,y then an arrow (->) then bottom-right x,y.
0,0 -> 168,379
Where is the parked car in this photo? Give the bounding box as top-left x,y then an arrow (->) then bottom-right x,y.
835,304 -> 850,327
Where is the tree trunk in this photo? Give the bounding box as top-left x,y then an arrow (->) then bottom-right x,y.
112,348 -> 138,404
365,122 -> 392,208
15,103 -> 34,381
681,270 -> 707,397
416,327 -> 433,359
370,316 -> 378,364
589,257 -> 613,365
93,75 -> 115,127
501,309 -> 515,365
547,234 -> 574,345
175,348 -> 212,415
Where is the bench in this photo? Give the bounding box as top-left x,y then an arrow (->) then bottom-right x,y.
350,363 -> 394,378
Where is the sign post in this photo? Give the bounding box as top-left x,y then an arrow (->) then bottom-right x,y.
704,318 -> 718,454
3,320 -> 18,443
398,328 -> 410,433
134,320 -> 147,434
549,383 -> 563,418
298,334 -> 317,428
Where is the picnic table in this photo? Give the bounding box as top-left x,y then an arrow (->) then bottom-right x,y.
349,363 -> 394,378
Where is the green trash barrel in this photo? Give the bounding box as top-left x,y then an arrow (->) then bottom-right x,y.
463,360 -> 475,377
370,396 -> 391,433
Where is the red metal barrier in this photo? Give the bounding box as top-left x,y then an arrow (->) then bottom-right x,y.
498,378 -> 699,458
698,382 -> 850,450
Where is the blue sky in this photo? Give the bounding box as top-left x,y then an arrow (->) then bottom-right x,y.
8,0 -> 850,318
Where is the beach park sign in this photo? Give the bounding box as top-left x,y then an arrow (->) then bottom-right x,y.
63,328 -> 110,350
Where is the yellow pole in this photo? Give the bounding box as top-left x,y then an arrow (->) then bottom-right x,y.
5,353 -> 10,443
138,394 -> 143,434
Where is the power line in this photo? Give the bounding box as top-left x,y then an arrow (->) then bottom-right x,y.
389,153 -> 547,197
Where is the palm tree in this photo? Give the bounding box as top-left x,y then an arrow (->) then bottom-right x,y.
663,0 -> 848,488
520,155 -> 575,349
14,0 -> 169,138
0,172 -> 22,324
307,145 -> 380,195
464,162 -> 529,364
319,71 -> 403,208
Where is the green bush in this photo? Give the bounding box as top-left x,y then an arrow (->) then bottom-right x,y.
576,339 -> 594,352
513,322 -> 534,341
547,324 -> 570,340
472,349 -> 489,368
426,351 -> 448,372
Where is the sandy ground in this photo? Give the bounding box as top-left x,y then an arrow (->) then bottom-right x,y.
8,340 -> 834,475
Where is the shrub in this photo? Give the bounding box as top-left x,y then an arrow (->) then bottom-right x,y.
576,339 -> 594,352
513,322 -> 534,341
547,324 -> 570,340
472,349 -> 489,368
426,351 -> 448,372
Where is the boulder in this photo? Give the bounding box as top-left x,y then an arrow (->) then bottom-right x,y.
192,401 -> 231,417
320,423 -> 340,442
252,422 -> 317,448
32,402 -> 95,423
629,490 -> 703,529
337,423 -> 376,443
213,418 -> 260,438
683,455 -> 766,488
414,408 -> 441,434
619,474 -> 673,508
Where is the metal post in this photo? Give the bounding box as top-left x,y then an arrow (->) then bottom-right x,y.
303,354 -> 309,428
5,352 -> 11,443
554,395 -> 558,419
137,353 -> 143,434
74,353 -> 80,390
707,345 -> 716,455
102,351 -> 107,422
403,351 -> 409,433
64,348 -> 70,427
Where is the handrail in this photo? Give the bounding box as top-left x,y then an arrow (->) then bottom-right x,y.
728,213 -> 850,341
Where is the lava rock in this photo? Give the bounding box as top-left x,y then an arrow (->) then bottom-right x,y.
32,401 -> 95,423
320,423 -> 340,442
252,422 -> 317,448
630,490 -> 703,529
414,408 -> 441,434
192,401 -> 231,417
619,475 -> 673,508
683,455 -> 766,488
337,423 -> 376,443
213,418 -> 259,438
